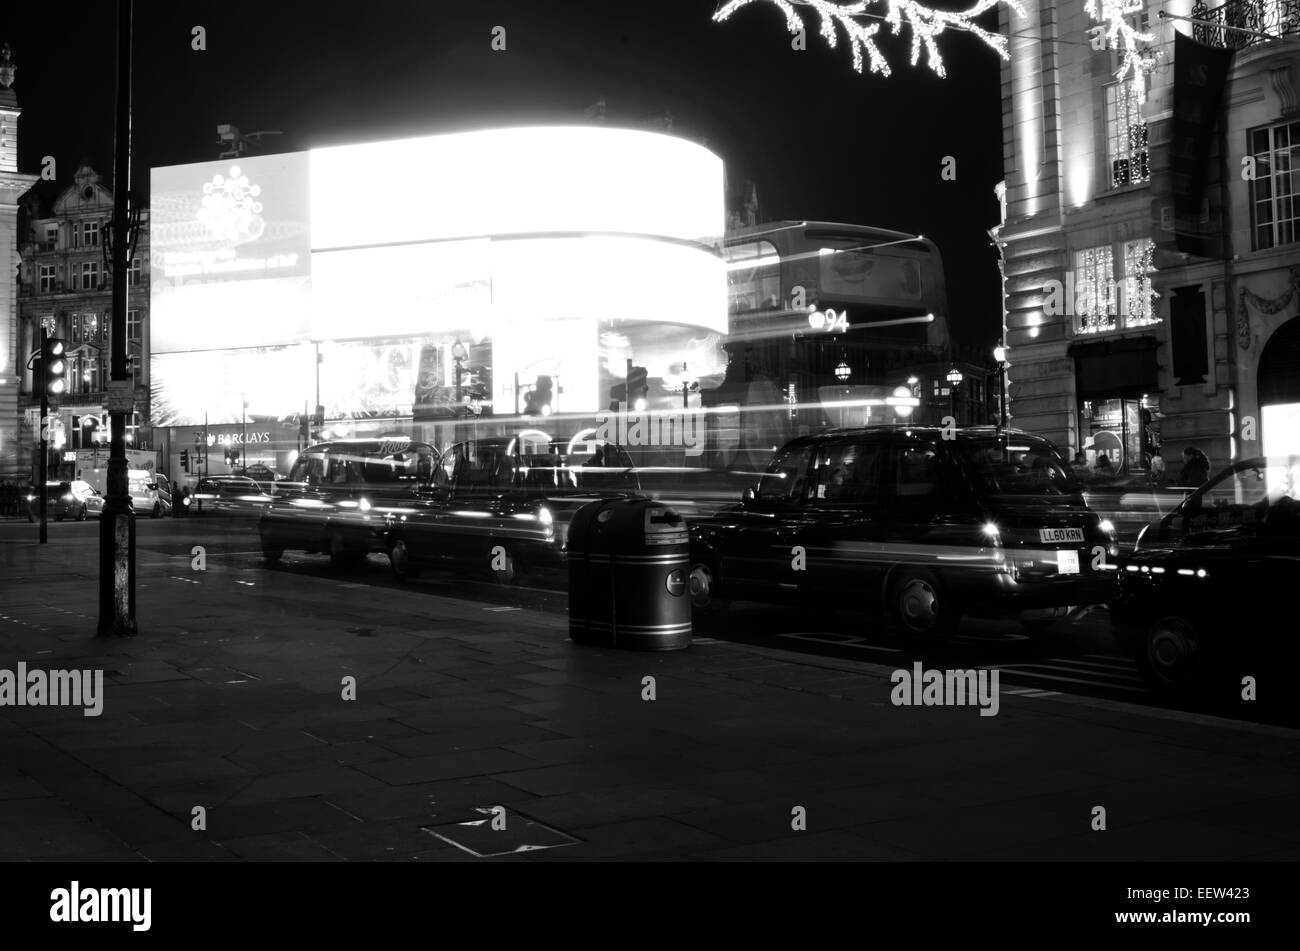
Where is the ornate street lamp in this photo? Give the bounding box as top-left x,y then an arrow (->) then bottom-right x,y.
834,361 -> 852,382
946,367 -> 963,421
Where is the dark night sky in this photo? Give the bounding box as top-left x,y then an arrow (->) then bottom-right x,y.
3,0 -> 1005,346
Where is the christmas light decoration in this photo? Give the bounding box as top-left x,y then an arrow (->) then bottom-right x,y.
1085,0 -> 1158,103
712,0 -> 1026,78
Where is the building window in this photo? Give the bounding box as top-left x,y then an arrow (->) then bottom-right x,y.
79,261 -> 100,291
1249,119 -> 1300,250
127,310 -> 141,342
1075,240 -> 1159,335
70,354 -> 103,394
82,221 -> 100,247
128,257 -> 142,286
40,315 -> 57,337
39,264 -> 55,293
44,225 -> 58,250
71,313 -> 104,345
1075,245 -> 1117,334
1121,238 -> 1158,328
1106,80 -> 1149,189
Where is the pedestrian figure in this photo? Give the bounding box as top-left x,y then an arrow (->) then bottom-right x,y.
1095,452 -> 1114,477
1180,447 -> 1210,487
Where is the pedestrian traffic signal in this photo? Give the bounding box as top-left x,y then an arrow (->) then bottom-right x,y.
42,337 -> 67,397
524,375 -> 554,416
181,449 -> 190,473
627,365 -> 648,411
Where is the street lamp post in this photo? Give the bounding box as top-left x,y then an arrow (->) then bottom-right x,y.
946,367 -> 963,422
98,0 -> 137,637
241,393 -> 247,472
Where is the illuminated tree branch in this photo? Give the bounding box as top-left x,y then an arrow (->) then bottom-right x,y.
713,0 -> 1027,78
1085,0 -> 1158,102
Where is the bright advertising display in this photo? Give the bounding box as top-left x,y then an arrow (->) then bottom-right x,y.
151,127 -> 727,427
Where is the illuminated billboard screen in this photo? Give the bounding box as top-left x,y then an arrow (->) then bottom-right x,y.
151,127 -> 727,427
151,153 -> 311,354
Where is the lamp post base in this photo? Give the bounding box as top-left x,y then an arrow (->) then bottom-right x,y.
96,506 -> 138,638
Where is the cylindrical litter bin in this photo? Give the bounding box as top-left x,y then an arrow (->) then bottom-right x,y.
568,498 -> 691,650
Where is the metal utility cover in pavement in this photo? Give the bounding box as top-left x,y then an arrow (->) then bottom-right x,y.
421,812 -> 581,857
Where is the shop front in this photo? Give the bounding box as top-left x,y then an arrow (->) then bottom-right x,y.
1071,337 -> 1162,474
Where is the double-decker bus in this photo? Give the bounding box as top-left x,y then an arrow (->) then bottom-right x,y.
377,221 -> 954,517
710,220 -> 951,470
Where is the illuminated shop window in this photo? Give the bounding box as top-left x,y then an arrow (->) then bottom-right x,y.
1121,238 -> 1158,328
1074,239 -> 1159,335
1075,245 -> 1116,334
1105,80 -> 1149,189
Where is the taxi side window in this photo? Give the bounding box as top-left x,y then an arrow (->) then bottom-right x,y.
813,440 -> 884,506
756,445 -> 814,504
291,453 -> 327,485
892,441 -> 943,500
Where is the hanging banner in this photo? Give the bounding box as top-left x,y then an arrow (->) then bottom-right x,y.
1171,32 -> 1234,257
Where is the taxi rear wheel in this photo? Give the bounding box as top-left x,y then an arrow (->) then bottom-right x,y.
151,503 -> 161,519
688,562 -> 729,616
76,504 -> 88,521
1137,616 -> 1205,694
888,569 -> 960,639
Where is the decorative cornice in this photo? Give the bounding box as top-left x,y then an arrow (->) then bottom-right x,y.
0,172 -> 40,191
1269,63 -> 1298,115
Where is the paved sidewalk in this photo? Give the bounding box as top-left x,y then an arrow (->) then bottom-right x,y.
2,537 -> 1299,861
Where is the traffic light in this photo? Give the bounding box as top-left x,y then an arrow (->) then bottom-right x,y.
42,337 -> 67,397
524,375 -> 554,416
627,365 -> 648,411
608,381 -> 627,412
181,449 -> 190,473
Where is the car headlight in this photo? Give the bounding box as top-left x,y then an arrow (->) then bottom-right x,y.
359,497 -> 372,513
1098,518 -> 1115,535
63,494 -> 74,501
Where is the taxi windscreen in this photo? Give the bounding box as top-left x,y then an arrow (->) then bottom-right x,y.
290,443 -> 437,486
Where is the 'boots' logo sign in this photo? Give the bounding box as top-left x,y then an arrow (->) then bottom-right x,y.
594,402 -> 704,456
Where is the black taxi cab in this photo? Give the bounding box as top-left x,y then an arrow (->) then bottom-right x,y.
382,435 -> 641,584
687,426 -> 1118,638
258,433 -> 642,584
258,436 -> 442,568
1111,456 -> 1300,695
